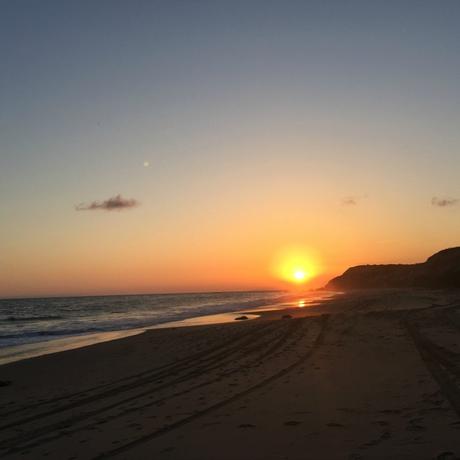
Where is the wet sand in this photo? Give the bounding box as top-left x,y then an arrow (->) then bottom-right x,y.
1,289 -> 460,459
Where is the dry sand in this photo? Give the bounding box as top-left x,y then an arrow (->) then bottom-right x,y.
1,289 -> 460,459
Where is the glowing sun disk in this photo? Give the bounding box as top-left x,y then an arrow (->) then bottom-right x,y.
271,246 -> 320,285
294,270 -> 306,281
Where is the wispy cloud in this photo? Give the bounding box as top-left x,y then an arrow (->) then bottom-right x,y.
75,194 -> 139,211
431,196 -> 459,208
341,195 -> 367,206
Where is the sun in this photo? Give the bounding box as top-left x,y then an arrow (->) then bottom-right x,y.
271,246 -> 320,286
293,270 -> 307,282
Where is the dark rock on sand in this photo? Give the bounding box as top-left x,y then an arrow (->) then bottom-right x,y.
235,316 -> 249,321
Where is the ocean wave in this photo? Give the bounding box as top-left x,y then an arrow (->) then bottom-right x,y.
0,327 -> 102,341
0,290 -> 291,349
1,315 -> 63,323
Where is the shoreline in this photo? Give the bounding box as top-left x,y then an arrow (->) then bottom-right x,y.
0,291 -> 335,366
0,312 -> 262,367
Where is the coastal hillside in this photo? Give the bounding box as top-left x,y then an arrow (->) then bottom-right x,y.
326,247 -> 460,290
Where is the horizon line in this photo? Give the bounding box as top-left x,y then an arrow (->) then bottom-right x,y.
0,287 -> 291,302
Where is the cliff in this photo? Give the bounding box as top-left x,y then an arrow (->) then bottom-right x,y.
325,247 -> 460,290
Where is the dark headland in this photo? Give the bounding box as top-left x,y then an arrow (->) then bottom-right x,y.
325,247 -> 460,290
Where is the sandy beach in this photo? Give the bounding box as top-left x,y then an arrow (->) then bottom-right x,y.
1,289 -> 460,460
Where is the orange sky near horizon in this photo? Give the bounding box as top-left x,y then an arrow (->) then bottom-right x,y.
2,131 -> 459,298
2,190 -> 457,298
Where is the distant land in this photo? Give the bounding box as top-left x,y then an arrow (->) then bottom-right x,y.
325,247 -> 460,290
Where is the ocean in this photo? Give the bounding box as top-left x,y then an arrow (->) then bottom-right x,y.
0,290 -> 294,349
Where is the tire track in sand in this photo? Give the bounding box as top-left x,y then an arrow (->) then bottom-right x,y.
90,315 -> 330,460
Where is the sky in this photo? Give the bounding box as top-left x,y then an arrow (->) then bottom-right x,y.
1,1 -> 460,297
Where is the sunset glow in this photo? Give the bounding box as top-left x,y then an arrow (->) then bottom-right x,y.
272,247 -> 320,286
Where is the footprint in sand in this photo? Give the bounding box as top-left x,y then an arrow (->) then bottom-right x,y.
202,422 -> 222,427
379,409 -> 401,414
436,452 -> 456,460
406,417 -> 425,432
337,407 -> 357,414
363,431 -> 391,447
372,420 -> 389,427
284,420 -> 302,426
